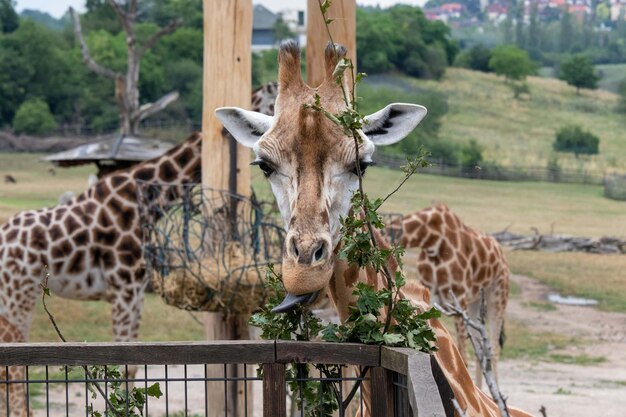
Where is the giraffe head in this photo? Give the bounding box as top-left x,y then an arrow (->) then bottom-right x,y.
217,41 -> 426,310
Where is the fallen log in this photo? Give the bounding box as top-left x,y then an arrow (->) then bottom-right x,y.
490,230 -> 626,254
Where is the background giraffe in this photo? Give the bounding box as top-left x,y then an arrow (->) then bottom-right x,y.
0,83 -> 278,416
218,40 -> 532,417
388,203 -> 510,387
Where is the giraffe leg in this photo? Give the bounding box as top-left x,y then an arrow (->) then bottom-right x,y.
110,280 -> 147,384
466,300 -> 484,388
0,317 -> 30,417
485,274 -> 509,387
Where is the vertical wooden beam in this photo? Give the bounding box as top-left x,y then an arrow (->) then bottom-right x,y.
263,363 -> 287,417
370,367 -> 395,417
201,0 -> 252,196
201,2 -> 252,416
306,0 -> 356,88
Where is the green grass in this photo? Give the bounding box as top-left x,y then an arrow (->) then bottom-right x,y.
501,319 -> 575,360
549,353 -> 606,366
398,68 -> 625,171
30,293 -> 205,342
523,301 -> 557,312
507,250 -> 626,313
595,64 -> 626,94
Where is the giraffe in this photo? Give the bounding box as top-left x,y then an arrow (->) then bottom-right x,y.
0,83 -> 278,416
387,203 -> 510,387
217,40 -> 533,417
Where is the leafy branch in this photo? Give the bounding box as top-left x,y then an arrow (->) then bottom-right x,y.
40,269 -> 162,417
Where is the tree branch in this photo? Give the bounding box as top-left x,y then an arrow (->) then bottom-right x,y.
435,293 -> 511,417
70,8 -> 121,80
133,91 -> 180,123
138,18 -> 183,58
106,0 -> 134,37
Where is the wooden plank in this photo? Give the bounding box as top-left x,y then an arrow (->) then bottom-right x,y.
382,347 -> 448,417
0,341 -> 275,366
306,0 -> 356,88
276,341 -> 379,366
263,363 -> 287,417
381,346 -> 411,374
201,0 -> 252,196
406,351 -> 447,417
370,367 -> 394,417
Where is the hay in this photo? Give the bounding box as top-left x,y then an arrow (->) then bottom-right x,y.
151,241 -> 270,313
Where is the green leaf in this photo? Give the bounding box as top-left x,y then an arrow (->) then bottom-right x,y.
146,382 -> 163,398
383,333 -> 406,346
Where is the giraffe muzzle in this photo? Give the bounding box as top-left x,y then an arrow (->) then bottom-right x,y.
271,291 -> 320,313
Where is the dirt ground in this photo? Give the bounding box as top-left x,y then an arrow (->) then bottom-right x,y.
30,274 -> 626,417
498,274 -> 626,417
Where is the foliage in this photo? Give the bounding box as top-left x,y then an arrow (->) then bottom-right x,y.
273,17 -> 295,43
489,45 -> 535,81
86,366 -> 162,417
12,98 -> 57,135
553,125 -> 599,157
455,44 -> 493,72
559,54 -> 598,93
0,0 -> 18,33
356,5 -> 457,79
459,139 -> 483,167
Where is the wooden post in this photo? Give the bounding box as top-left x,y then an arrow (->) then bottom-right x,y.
201,0 -> 252,196
306,0 -> 356,88
263,363 -> 287,417
201,1 -> 252,416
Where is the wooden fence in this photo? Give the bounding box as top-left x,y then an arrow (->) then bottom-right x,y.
0,341 -> 450,417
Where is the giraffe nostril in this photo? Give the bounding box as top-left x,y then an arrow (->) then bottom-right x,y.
291,238 -> 299,258
313,242 -> 326,263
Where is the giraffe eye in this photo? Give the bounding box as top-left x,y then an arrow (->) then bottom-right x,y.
251,160 -> 275,177
351,160 -> 374,176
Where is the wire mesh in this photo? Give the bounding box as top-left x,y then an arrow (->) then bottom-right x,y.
0,363 -> 262,417
136,182 -> 285,313
0,362 -> 412,417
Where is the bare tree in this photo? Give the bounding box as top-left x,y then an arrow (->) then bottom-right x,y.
70,0 -> 182,135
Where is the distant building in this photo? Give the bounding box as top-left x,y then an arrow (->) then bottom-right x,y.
252,4 -> 278,51
486,3 -> 508,23
424,2 -> 465,23
611,0 -> 626,20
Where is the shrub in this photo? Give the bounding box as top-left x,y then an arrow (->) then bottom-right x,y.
12,98 -> 57,135
456,45 -> 493,73
559,54 -> 598,94
488,45 -> 535,81
459,139 -> 484,167
553,125 -> 599,157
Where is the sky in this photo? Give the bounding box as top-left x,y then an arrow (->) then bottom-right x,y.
15,0 -> 426,19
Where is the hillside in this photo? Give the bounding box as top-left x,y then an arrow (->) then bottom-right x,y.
374,68 -> 625,172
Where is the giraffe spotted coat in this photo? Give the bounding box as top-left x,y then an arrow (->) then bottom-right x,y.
391,203 -> 509,386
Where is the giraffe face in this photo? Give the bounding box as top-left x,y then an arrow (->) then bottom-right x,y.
217,41 -> 427,307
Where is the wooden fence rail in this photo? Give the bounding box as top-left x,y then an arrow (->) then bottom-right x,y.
0,341 -> 449,417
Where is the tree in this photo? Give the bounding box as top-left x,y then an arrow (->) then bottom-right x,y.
488,45 -> 534,81
559,54 -> 598,94
553,125 -> 599,157
12,98 -> 57,135
0,0 -> 18,33
273,17 -> 295,43
70,0 -> 182,135
559,6 -> 573,53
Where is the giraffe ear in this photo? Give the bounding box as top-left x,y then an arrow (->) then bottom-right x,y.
215,107 -> 273,148
362,103 -> 427,146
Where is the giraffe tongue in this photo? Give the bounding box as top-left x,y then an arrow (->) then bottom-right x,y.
271,292 -> 319,313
